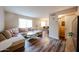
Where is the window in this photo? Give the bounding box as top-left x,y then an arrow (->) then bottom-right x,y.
41,21 -> 46,27
19,18 -> 32,28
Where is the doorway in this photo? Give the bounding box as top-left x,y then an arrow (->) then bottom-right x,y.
58,16 -> 66,40
58,12 -> 76,41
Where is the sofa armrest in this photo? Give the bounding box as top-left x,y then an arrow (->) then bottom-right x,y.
7,40 -> 25,52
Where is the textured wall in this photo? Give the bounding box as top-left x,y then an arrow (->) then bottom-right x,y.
0,7 -> 4,32
49,15 -> 59,39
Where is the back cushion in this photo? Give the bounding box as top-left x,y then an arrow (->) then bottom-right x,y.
2,30 -> 12,39
0,33 -> 6,42
12,28 -> 19,37
19,28 -> 28,32
12,28 -> 19,34
8,29 -> 13,35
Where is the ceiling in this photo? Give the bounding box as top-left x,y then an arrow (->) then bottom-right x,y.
4,6 -> 73,18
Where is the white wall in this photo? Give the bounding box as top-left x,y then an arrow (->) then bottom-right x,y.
65,15 -> 76,39
49,15 -> 59,39
32,18 -> 49,30
32,18 -> 41,29
5,12 -> 19,29
40,18 -> 49,26
65,14 -> 77,52
0,7 -> 4,32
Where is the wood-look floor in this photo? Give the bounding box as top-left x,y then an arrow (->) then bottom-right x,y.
24,31 -> 65,52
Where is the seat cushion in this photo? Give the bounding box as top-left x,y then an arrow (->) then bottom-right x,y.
0,33 -> 6,42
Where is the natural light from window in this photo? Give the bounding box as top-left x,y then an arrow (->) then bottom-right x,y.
19,18 -> 32,28
41,21 -> 46,27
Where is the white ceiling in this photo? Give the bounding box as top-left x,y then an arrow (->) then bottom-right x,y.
4,6 -> 73,18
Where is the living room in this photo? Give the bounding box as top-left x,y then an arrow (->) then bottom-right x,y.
0,6 -> 78,52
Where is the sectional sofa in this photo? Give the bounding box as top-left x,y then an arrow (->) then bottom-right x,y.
0,28 -> 43,52
0,28 -> 25,52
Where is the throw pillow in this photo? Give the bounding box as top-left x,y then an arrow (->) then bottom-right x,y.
0,33 -> 6,42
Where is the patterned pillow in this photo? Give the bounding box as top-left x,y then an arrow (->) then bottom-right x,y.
2,30 -> 12,39
0,33 -> 6,42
